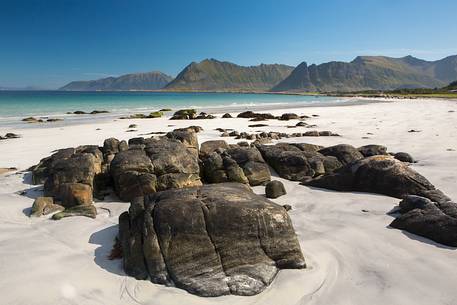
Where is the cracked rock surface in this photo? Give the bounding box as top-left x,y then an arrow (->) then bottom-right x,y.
119,182 -> 305,297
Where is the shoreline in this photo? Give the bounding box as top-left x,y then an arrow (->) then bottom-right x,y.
3,95 -> 455,131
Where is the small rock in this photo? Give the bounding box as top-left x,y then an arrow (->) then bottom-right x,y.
222,113 -> 232,118
394,152 -> 415,163
31,197 -> 64,217
279,113 -> 299,121
265,180 -> 287,198
283,204 -> 292,211
90,110 -> 109,114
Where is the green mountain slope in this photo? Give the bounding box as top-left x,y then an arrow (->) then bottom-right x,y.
164,59 -> 294,91
60,71 -> 173,91
272,55 -> 457,92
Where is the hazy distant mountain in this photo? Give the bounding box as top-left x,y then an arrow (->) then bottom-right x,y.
444,80 -> 457,91
164,59 -> 294,91
60,71 -> 173,91
272,55 -> 457,92
0,86 -> 44,91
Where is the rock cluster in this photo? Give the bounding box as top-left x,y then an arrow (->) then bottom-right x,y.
220,130 -> 340,141
120,111 -> 163,119
236,111 -> 312,122
119,183 -> 306,296
170,109 -> 215,120
21,117 -> 64,123
67,110 -> 110,115
257,143 -> 342,181
30,128 -> 203,218
200,140 -> 271,186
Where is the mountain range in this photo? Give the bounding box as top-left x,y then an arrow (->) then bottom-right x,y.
59,55 -> 457,92
60,71 -> 173,91
272,55 -> 457,92
163,59 -> 294,91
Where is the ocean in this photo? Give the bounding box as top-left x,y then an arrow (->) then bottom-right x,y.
0,91 -> 348,128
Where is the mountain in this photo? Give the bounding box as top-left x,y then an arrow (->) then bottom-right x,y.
443,80 -> 457,91
272,55 -> 457,92
60,71 -> 173,91
164,59 -> 294,91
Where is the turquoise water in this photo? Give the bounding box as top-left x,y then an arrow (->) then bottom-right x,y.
0,91 -> 344,127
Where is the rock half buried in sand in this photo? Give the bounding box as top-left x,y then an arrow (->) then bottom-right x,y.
118,183 -> 305,297
304,155 -> 448,202
52,205 -> 97,220
390,195 -> 457,247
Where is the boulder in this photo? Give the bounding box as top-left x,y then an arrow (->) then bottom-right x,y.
166,128 -> 199,156
118,183 -> 305,296
279,113 -> 299,121
265,181 -> 287,198
30,197 -> 64,217
110,149 -> 155,201
237,111 -> 275,120
200,143 -> 271,186
358,144 -> 388,157
222,113 -> 232,118
170,109 -> 197,120
390,195 -> 457,247
394,152 -> 415,163
200,140 -> 229,158
55,183 -> 93,207
318,144 -> 364,165
257,144 -> 314,181
304,155 -> 449,202
43,152 -> 101,198
31,148 -> 76,184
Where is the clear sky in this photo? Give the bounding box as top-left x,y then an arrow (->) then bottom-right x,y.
1,0 -> 456,89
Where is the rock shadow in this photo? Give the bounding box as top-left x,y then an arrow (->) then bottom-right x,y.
89,224 -> 125,276
385,225 -> 456,250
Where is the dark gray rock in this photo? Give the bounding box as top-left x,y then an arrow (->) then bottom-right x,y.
166,128 -> 199,156
390,195 -> 457,247
257,144 -> 314,181
279,113 -> 299,121
394,152 -> 415,163
237,111 -> 275,120
318,144 -> 364,165
358,144 -> 388,157
118,183 -> 305,296
304,155 -> 449,201
200,140 -> 229,158
265,180 -> 287,198
52,205 -> 97,220
200,143 -> 271,186
110,150 -> 156,201
170,109 -> 197,120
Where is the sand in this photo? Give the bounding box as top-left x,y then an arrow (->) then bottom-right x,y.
0,98 -> 456,304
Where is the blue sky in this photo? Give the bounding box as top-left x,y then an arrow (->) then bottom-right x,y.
1,0 -> 456,89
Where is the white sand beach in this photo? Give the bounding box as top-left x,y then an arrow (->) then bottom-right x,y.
1,98 -> 456,305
